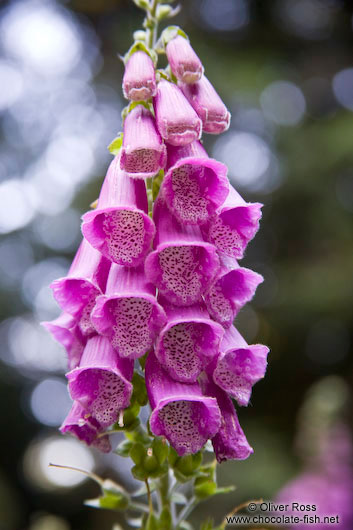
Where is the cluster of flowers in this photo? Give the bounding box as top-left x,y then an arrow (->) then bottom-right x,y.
44,32 -> 269,462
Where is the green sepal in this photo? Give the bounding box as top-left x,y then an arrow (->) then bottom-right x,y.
194,477 -> 217,500
158,26 -> 188,50
159,507 -> 173,530
108,133 -> 123,155
132,372 -> 148,406
131,464 -> 148,481
122,100 -> 153,121
115,439 -> 134,457
152,437 -> 169,465
129,442 -> 147,465
143,454 -> 159,473
152,170 -> 164,200
123,41 -> 158,67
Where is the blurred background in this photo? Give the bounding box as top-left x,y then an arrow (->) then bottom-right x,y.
0,0 -> 352,529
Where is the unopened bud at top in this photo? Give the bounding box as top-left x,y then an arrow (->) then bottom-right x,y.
166,36 -> 203,84
180,75 -> 231,134
123,51 -> 156,101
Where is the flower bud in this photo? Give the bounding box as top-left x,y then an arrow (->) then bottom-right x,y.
166,35 -> 203,84
123,51 -> 156,101
120,105 -> 166,179
153,80 -> 202,146
179,75 -> 231,134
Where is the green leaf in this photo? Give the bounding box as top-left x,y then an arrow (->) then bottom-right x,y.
115,439 -> 133,457
108,133 -> 123,155
171,492 -> 188,505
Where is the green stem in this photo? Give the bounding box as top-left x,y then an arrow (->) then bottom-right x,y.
176,496 -> 198,527
146,0 -> 160,49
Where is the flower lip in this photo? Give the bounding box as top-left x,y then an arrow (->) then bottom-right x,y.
60,401 -> 112,453
155,299 -> 224,382
42,312 -> 86,370
145,241 -> 219,306
146,351 -> 221,456
82,156 -> 155,267
67,335 -> 133,428
204,256 -> 264,328
203,185 -> 263,260
82,206 -> 155,267
211,326 -> 269,407
162,142 -> 229,225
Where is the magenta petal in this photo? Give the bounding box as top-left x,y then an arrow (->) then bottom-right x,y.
60,401 -> 111,453
155,298 -> 224,383
179,75 -> 230,134
161,142 -> 229,225
67,335 -> 133,428
146,351 -> 221,456
50,239 -> 110,336
120,105 -> 167,179
145,198 -> 220,306
82,156 -> 155,267
166,36 -> 203,84
203,185 -> 263,259
91,264 -> 166,359
200,373 -> 253,463
123,51 -> 156,101
42,313 -> 86,370
211,326 -> 269,407
204,255 -> 264,328
153,80 -> 202,146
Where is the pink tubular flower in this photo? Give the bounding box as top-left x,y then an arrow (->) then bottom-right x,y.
60,401 -> 111,453
120,105 -> 166,179
153,80 -> 202,146
210,326 -> 269,407
155,298 -> 224,383
179,75 -> 230,134
202,184 -> 263,259
146,351 -> 221,456
166,35 -> 203,84
67,335 -> 133,428
161,141 -> 229,225
200,372 -> 253,463
145,197 -> 220,306
50,239 -> 111,337
91,264 -> 166,359
81,156 -> 155,267
204,255 -> 263,328
122,51 -> 156,101
42,312 -> 86,370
